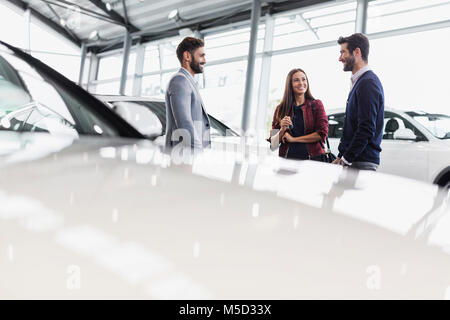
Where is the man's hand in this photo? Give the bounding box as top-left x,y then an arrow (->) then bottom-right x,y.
332,157 -> 341,165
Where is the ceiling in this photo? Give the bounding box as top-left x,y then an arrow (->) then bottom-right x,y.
4,0 -> 335,52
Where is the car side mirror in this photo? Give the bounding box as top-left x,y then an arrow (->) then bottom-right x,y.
393,128 -> 417,140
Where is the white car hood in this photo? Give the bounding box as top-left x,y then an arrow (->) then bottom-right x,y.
0,132 -> 449,299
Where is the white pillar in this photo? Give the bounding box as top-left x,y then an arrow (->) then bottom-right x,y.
24,8 -> 31,53
78,42 -> 87,86
119,32 -> 132,95
87,54 -> 99,93
133,43 -> 145,96
255,14 -> 274,140
241,0 -> 261,132
355,0 -> 369,34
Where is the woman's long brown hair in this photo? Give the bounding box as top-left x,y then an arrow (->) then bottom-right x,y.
276,68 -> 314,123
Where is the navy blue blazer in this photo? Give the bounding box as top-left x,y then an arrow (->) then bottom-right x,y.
338,70 -> 384,165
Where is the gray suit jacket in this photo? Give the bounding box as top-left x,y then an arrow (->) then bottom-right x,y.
165,68 -> 211,150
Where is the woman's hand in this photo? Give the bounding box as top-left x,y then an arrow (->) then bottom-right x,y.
282,132 -> 296,143
280,116 -> 292,129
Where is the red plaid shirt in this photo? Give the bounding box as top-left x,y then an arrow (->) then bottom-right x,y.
271,99 -> 329,158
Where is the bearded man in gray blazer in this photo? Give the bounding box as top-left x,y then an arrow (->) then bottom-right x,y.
165,37 -> 211,151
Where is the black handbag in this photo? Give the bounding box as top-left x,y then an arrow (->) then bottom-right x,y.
311,100 -> 338,164
311,139 -> 337,163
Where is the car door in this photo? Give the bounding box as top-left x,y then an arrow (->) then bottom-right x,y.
379,112 -> 429,182
328,111 -> 429,182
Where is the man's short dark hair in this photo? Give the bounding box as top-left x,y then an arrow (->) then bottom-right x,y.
338,33 -> 369,62
176,37 -> 204,64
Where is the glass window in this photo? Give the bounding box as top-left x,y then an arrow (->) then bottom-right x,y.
272,1 -> 356,51
141,74 -> 163,97
143,45 -> 161,73
160,39 -> 182,70
205,26 -> 265,61
367,0 -> 450,34
95,81 -> 120,95
201,60 -> 247,130
98,52 -> 136,80
369,28 -> 450,115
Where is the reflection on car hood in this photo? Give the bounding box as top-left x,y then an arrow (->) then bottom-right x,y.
0,132 -> 449,299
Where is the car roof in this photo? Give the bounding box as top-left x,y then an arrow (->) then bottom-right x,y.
326,107 -> 429,115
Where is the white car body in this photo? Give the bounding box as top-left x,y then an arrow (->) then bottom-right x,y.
1,39 -> 450,300
327,108 -> 450,188
0,131 -> 449,299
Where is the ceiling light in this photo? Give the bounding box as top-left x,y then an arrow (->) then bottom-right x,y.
59,18 -> 66,27
168,9 -> 178,20
106,2 -> 112,11
89,30 -> 99,40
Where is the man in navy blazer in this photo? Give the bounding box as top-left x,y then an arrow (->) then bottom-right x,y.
165,37 -> 211,151
333,33 -> 385,171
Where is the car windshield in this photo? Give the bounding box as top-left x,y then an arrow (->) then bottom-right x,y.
0,44 -> 119,137
101,98 -> 239,137
406,112 -> 450,139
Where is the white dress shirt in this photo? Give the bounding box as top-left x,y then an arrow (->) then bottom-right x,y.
350,65 -> 371,91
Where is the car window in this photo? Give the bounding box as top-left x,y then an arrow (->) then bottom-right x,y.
25,106 -> 78,136
108,101 -> 164,137
327,113 -> 345,138
106,99 -> 238,138
383,112 -> 427,141
406,112 -> 450,139
0,106 -> 31,132
208,115 -> 238,137
0,46 -> 118,137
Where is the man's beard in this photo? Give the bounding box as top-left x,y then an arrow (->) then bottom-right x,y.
343,55 -> 355,72
190,59 -> 204,74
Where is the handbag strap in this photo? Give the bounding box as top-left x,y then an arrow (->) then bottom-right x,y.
311,99 -> 331,152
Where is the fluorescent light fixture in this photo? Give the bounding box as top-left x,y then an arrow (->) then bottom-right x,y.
89,30 -> 99,40
168,9 -> 178,20
178,27 -> 193,37
106,2 -> 112,11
